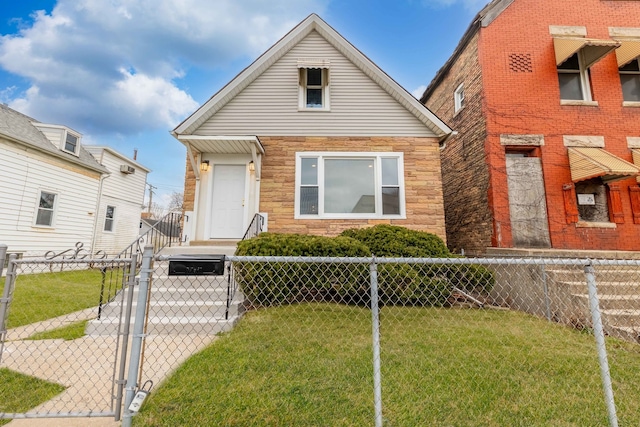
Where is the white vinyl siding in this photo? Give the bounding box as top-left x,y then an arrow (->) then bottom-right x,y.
196,31 -> 435,137
0,140 -> 100,257
84,147 -> 148,255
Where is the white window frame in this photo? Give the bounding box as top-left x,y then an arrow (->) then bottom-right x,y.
104,205 -> 115,232
62,130 -> 81,156
558,52 -> 593,101
34,190 -> 57,227
294,152 -> 405,219
454,83 -> 465,113
298,68 -> 330,111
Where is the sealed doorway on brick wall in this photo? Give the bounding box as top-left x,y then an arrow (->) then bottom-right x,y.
506,154 -> 551,248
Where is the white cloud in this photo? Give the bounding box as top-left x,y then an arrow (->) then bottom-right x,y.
0,0 -> 329,133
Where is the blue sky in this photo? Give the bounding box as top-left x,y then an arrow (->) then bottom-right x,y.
0,0 -> 486,206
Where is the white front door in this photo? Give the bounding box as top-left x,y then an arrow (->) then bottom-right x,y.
210,165 -> 246,239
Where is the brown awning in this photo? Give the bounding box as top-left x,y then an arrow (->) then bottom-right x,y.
568,147 -> 640,183
553,37 -> 620,68
632,149 -> 640,183
614,39 -> 640,67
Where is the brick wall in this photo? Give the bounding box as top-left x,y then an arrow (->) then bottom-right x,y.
480,0 -> 640,251
423,32 -> 493,254
257,136 -> 446,239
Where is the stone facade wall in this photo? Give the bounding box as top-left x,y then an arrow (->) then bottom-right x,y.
256,136 -> 446,240
423,32 -> 492,254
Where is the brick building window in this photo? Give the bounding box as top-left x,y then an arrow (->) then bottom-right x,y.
558,53 -> 592,101
295,152 -> 404,219
454,83 -> 465,112
575,179 -> 609,222
620,58 -> 640,102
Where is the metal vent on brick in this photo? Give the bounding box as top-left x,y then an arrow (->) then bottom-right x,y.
508,53 -> 533,72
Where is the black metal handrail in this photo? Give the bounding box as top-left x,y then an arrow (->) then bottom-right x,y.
115,211 -> 183,261
242,213 -> 265,240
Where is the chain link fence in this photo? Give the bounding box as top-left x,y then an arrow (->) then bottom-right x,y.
0,253 -> 134,420
3,246 -> 640,426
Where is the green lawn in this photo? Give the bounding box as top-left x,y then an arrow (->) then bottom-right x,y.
0,368 -> 66,425
132,304 -> 640,426
2,268 -> 122,329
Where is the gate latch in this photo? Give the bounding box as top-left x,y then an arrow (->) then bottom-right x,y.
128,380 -> 153,413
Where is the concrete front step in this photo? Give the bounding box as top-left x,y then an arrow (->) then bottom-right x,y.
546,268 -> 640,283
560,281 -> 640,296
571,294 -> 640,311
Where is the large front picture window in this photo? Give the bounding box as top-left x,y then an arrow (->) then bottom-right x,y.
296,152 -> 404,218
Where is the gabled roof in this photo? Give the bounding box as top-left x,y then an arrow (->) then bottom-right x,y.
84,145 -> 152,173
0,103 -> 108,174
173,13 -> 451,138
420,0 -> 515,103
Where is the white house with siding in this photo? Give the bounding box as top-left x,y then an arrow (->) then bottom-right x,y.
0,104 -> 148,259
174,14 -> 452,242
84,146 -> 150,256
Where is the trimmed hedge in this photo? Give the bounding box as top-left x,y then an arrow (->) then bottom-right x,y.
233,226 -> 494,307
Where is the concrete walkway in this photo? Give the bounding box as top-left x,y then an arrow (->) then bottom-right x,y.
2,312 -> 216,426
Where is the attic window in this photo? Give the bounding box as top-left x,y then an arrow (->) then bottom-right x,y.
63,131 -> 80,155
298,59 -> 330,111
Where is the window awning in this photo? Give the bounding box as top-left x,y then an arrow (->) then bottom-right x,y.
614,39 -> 640,67
553,37 -> 620,68
297,59 -> 331,69
568,147 -> 640,183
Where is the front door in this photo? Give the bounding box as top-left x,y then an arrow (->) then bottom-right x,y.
210,165 -> 246,239
506,155 -> 551,248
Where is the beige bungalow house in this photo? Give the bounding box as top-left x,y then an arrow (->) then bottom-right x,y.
173,14 -> 451,244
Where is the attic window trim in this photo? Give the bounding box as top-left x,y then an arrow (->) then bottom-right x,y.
454,83 -> 465,113
298,63 -> 331,111
62,129 -> 81,156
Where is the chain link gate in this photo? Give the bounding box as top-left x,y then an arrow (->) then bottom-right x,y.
0,247 -> 136,421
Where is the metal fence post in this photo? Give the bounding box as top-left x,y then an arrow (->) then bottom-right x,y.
122,246 -> 153,427
370,257 -> 383,427
114,253 -> 139,421
541,264 -> 551,321
0,244 -> 7,278
0,253 -> 17,365
584,263 -> 618,427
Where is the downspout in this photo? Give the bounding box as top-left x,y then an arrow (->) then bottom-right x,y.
438,130 -> 458,151
91,173 -> 109,255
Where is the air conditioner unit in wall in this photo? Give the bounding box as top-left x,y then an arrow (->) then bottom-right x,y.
120,165 -> 135,174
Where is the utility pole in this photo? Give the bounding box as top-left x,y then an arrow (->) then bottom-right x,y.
147,183 -> 156,214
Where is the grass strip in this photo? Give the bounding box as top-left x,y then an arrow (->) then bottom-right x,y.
26,319 -> 89,341
0,368 -> 66,425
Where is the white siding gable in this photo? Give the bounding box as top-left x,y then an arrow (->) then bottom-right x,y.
195,31 -> 435,137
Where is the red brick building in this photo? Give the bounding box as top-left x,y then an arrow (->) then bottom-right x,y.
421,0 -> 640,254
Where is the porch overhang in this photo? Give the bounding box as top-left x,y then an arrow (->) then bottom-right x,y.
568,147 -> 640,184
553,37 -> 620,68
177,135 -> 265,180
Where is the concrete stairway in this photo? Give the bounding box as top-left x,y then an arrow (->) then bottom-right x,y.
86,256 -> 245,336
546,267 -> 640,343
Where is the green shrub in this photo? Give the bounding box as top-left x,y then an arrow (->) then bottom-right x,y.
233,227 -> 494,308
339,224 -> 451,258
234,233 -> 370,306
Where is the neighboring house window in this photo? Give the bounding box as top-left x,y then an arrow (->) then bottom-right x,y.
575,179 -> 609,222
620,58 -> 640,102
35,191 -> 57,226
558,53 -> 592,101
63,131 -> 80,155
454,83 -> 465,112
299,68 -> 329,110
295,152 -> 404,218
104,205 -> 115,232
